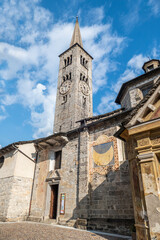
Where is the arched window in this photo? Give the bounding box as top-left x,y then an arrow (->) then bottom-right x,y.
66,74 -> 69,80
63,76 -> 65,82
83,76 -> 85,81
83,58 -> 85,65
80,55 -> 82,64
64,59 -> 66,67
70,55 -> 72,64
69,73 -> 71,79
67,57 -> 69,65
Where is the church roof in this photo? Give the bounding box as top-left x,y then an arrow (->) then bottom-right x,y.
70,17 -> 83,48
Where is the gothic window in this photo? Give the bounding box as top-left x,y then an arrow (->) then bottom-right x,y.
83,96 -> 86,106
66,74 -> 69,80
67,57 -> 70,65
62,95 -> 67,104
63,76 -> 66,82
83,58 -> 85,65
80,73 -> 82,80
55,151 -> 62,169
80,55 -> 82,64
69,72 -> 71,80
64,59 -> 66,67
70,55 -> 72,64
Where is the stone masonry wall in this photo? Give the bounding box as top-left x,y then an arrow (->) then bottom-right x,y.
87,124 -> 134,235
0,176 -> 33,221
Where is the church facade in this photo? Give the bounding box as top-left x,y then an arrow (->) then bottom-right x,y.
0,19 -> 160,239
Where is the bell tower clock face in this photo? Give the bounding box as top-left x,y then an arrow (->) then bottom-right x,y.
79,81 -> 89,96
59,80 -> 72,95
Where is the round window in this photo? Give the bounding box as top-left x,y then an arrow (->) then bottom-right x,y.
0,156 -> 4,168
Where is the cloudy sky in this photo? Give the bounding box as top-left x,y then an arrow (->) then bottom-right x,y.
0,0 -> 160,147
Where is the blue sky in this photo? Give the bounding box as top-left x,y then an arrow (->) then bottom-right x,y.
0,0 -> 160,147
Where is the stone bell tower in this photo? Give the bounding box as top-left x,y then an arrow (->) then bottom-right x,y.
53,17 -> 93,133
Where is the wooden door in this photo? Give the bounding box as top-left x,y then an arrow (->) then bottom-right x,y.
49,185 -> 58,219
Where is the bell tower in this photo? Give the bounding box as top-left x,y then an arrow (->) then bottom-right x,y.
53,17 -> 93,133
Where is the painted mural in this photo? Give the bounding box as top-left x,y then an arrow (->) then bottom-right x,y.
93,141 -> 114,166
89,135 -> 119,176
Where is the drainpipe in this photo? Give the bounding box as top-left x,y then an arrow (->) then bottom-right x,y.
28,146 -> 39,218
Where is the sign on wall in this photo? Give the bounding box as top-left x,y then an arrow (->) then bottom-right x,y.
60,193 -> 66,215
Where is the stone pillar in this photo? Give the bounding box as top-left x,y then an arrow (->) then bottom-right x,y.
127,137 -> 150,240
137,152 -> 160,240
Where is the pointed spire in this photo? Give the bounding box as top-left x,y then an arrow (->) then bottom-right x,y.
70,17 -> 83,48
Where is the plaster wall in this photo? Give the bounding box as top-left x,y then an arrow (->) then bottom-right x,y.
0,150 -> 16,179
14,143 -> 35,178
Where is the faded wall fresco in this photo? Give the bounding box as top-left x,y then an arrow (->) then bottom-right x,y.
89,135 -> 119,176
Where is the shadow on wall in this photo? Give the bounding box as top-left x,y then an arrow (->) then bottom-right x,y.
66,161 -> 134,236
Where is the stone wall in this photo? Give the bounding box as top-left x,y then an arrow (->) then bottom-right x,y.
0,176 -> 33,221
86,124 -> 134,235
120,74 -> 160,110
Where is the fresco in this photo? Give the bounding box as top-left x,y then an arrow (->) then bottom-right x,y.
93,141 -> 114,166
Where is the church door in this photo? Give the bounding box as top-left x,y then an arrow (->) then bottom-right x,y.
49,184 -> 58,219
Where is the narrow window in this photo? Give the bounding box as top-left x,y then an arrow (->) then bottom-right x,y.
83,58 -> 85,65
86,78 -> 88,82
83,76 -> 85,81
70,55 -> 72,64
80,55 -> 82,64
64,59 -> 66,67
67,57 -> 69,65
80,73 -> 82,80
55,151 -> 62,169
69,72 -> 71,79
66,74 -> 68,80
85,60 -> 88,68
62,95 -> 67,104
63,76 -> 65,82
83,96 -> 86,106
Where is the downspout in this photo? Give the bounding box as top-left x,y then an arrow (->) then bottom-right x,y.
28,145 -> 39,218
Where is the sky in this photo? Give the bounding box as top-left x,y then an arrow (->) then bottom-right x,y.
0,0 -> 160,147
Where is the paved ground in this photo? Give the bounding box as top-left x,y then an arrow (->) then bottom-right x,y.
0,222 -> 132,240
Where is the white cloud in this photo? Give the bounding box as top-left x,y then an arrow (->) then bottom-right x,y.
113,54 -> 148,93
148,0 -> 160,15
0,1 -> 125,138
97,94 -> 118,114
88,6 -> 105,24
127,54 -> 148,71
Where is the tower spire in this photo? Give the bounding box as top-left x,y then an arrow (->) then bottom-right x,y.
70,17 -> 83,48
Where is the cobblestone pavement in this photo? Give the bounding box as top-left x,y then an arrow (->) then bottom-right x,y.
0,222 -> 131,240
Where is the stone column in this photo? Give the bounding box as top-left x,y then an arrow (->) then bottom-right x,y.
137,152 -> 160,240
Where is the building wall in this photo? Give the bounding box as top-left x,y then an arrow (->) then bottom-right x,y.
86,124 -> 134,235
120,74 -> 160,109
0,143 -> 35,221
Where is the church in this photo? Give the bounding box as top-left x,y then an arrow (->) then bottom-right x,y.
0,18 -> 160,240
